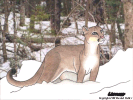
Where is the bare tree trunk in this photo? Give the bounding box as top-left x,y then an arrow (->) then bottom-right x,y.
122,0 -> 133,50
62,0 -> 71,28
25,0 -> 30,17
46,0 -> 50,13
67,0 -> 71,14
50,0 -> 56,34
103,0 -> 112,59
73,16 -> 79,34
29,0 -> 35,30
0,20 -> 2,33
81,0 -> 85,6
85,0 -> 92,26
30,16 -> 35,30
2,0 -> 8,62
28,0 -> 36,17
116,21 -> 125,48
13,0 -> 17,61
72,1 -> 79,34
28,0 -> 33,17
54,0 -> 61,46
85,0 -> 89,27
62,0 -> 71,15
55,0 -> 61,34
110,22 -> 116,45
4,0 -> 9,34
20,0 -> 25,26
13,0 -> 18,76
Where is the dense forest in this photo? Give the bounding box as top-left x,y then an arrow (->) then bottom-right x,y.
0,0 -> 133,70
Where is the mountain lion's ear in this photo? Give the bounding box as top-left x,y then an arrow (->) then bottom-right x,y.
96,22 -> 99,26
96,22 -> 101,26
82,26 -> 88,36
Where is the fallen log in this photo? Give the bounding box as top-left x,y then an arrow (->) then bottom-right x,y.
27,43 -> 43,52
0,34 -> 62,43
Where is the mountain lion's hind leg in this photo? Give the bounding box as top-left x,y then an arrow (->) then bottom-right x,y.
51,67 -> 65,83
37,52 -> 61,83
52,78 -> 62,84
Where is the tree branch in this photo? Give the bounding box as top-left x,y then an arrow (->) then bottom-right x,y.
54,4 -> 79,42
0,68 -> 8,73
99,45 -> 109,62
74,0 -> 96,23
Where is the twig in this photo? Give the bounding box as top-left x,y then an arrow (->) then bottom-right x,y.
54,5 -> 79,42
0,76 -> 5,80
103,0 -> 112,60
103,0 -> 110,32
74,1 -> 96,23
25,0 -> 36,10
72,0 -> 79,34
54,0 -> 96,42
75,35 -> 84,41
99,45 -> 109,62
0,68 -> 8,73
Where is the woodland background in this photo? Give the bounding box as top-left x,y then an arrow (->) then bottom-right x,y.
0,0 -> 133,73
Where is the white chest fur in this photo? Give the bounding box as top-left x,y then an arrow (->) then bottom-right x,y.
83,41 -> 99,74
83,55 -> 99,74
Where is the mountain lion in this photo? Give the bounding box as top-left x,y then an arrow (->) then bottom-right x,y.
7,26 -> 104,87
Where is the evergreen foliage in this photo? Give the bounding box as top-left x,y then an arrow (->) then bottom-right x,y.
105,0 -> 124,23
29,5 -> 50,33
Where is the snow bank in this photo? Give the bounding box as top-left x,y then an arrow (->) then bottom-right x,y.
97,49 -> 133,85
0,48 -> 132,99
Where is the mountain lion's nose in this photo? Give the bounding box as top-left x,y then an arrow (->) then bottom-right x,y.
100,36 -> 104,39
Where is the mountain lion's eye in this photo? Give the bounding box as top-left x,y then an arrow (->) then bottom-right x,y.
100,29 -> 103,33
92,32 -> 98,35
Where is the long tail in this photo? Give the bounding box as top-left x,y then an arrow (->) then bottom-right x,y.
6,61 -> 44,88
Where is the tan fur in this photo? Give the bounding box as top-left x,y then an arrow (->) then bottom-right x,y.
6,26 -> 104,87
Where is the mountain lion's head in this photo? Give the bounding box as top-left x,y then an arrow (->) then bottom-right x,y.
82,26 -> 104,44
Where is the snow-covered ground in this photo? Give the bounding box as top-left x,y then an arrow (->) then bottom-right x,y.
0,48 -> 132,99
0,61 -> 10,79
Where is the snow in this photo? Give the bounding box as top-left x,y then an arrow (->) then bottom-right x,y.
0,43 -> 32,59
35,21 -> 50,30
0,48 -> 132,99
61,35 -> 84,45
62,21 -> 97,34
0,61 -> 10,78
101,23 -> 125,34
32,47 -> 54,62
97,49 -> 133,84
